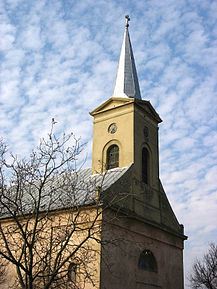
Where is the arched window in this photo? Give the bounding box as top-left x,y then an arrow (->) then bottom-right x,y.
138,249 -> 158,272
142,148 -> 149,184
107,145 -> 119,170
68,263 -> 77,282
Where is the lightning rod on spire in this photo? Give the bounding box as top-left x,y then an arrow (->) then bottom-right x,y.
125,15 -> 130,28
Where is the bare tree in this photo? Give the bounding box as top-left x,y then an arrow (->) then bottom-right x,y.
0,126 -> 127,289
189,243 -> 217,289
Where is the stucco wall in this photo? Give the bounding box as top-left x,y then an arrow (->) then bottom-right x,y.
91,99 -> 135,174
0,207 -> 102,289
100,210 -> 184,289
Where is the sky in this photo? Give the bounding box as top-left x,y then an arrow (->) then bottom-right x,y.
0,0 -> 217,287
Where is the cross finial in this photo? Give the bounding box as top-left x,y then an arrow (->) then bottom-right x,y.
125,15 -> 130,28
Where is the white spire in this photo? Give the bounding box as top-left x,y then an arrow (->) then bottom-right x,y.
112,15 -> 141,100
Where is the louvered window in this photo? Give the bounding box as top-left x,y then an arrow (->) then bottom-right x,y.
142,148 -> 149,184
107,145 -> 119,169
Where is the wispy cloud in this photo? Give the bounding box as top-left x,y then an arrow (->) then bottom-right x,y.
0,0 -> 217,287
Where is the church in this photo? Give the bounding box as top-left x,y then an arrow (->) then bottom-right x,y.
0,16 -> 187,289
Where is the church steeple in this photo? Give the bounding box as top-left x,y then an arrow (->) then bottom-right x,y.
112,15 -> 141,99
90,15 -> 162,179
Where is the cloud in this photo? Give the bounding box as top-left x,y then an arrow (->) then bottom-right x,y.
0,1 -> 216,287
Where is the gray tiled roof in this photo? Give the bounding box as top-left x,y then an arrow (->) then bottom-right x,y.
50,165 -> 132,208
0,165 -> 132,218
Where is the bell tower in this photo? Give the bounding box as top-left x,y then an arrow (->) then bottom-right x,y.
91,17 -> 186,289
90,15 -> 162,192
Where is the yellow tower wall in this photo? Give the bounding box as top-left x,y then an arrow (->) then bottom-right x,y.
91,98 -> 135,174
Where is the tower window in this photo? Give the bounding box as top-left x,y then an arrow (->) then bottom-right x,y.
107,145 -> 119,169
138,249 -> 158,272
142,147 -> 149,184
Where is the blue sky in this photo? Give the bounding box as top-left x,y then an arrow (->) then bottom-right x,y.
0,0 -> 217,287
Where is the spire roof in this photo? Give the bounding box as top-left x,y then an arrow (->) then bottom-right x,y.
112,15 -> 141,100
